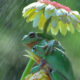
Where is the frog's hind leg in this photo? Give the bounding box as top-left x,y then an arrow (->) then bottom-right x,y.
50,70 -> 69,80
31,64 -> 41,73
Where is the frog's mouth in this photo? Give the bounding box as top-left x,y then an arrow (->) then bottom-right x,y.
26,41 -> 38,48
24,50 -> 40,64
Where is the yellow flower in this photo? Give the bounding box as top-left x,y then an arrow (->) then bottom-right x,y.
25,69 -> 51,80
22,1 -> 80,36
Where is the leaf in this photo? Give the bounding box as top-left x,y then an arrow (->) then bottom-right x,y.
59,21 -> 67,36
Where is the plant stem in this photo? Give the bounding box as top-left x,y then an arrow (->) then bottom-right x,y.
20,59 -> 34,80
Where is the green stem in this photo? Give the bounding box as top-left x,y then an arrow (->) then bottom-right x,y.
20,59 -> 34,80
43,18 -> 51,34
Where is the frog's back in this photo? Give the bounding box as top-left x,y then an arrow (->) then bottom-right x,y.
45,50 -> 75,80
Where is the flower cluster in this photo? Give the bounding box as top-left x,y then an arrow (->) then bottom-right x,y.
22,0 -> 80,35
25,69 -> 51,80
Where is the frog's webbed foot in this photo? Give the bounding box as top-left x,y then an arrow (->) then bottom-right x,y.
43,40 -> 65,55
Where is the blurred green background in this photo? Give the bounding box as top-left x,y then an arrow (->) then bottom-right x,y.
0,0 -> 80,80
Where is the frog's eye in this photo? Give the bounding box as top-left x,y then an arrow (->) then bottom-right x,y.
29,32 -> 35,38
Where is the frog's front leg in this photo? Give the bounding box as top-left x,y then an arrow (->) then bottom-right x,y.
43,40 -> 65,55
31,64 -> 42,73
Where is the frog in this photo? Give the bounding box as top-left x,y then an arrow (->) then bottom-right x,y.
28,43 -> 75,80
20,32 -> 64,80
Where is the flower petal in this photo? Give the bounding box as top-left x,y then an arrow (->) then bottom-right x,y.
26,12 -> 37,22
36,2 -> 45,12
59,21 -> 67,36
23,8 -> 36,18
33,10 -> 42,27
68,13 -> 79,22
45,4 -> 55,11
76,23 -> 80,32
38,13 -> 47,30
51,24 -> 59,35
47,23 -> 51,32
67,23 -> 75,33
44,4 -> 55,19
56,9 -> 64,16
22,2 -> 38,13
51,16 -> 58,28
